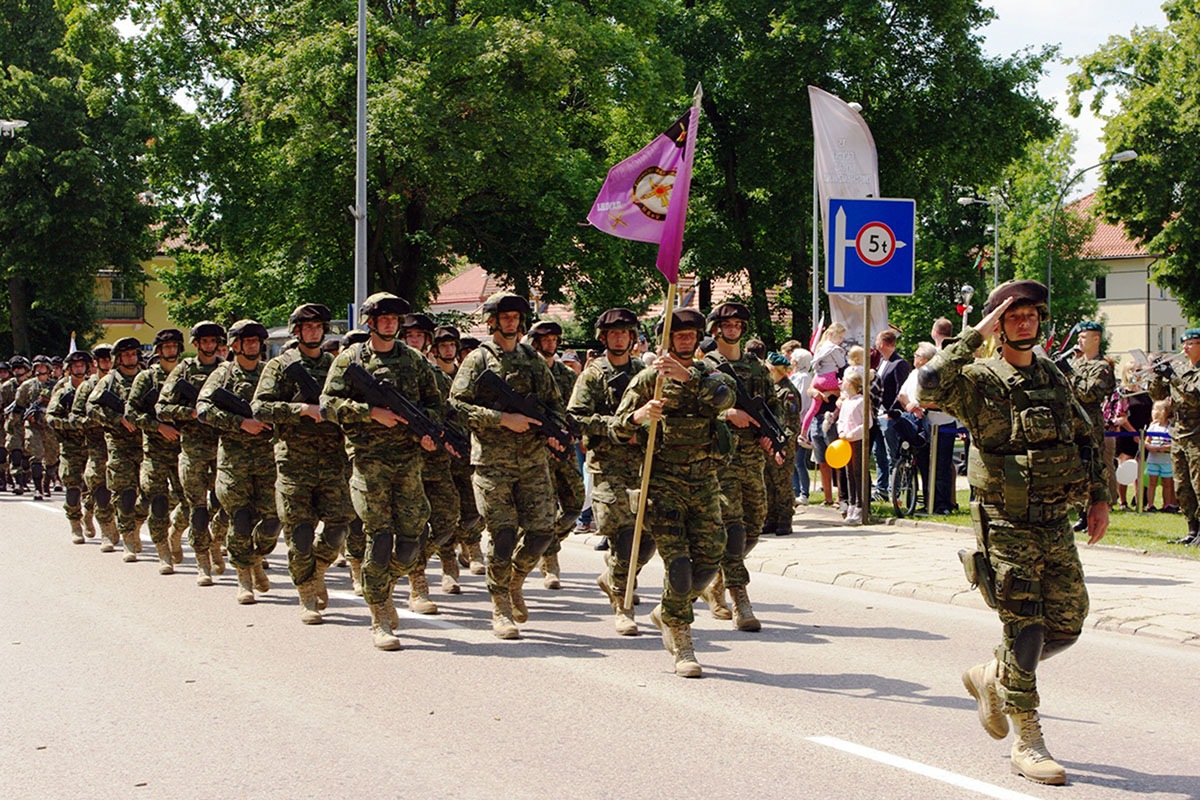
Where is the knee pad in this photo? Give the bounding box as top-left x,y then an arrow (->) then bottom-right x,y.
491,527 -> 517,561
667,555 -> 693,595
323,522 -> 349,551
66,487 -> 81,507
150,494 -> 170,519
94,485 -> 112,507
692,566 -> 719,592
260,518 -> 282,540
613,526 -> 636,561
524,532 -> 555,558
725,523 -> 747,557
1040,633 -> 1079,661
1011,624 -> 1045,673
350,517 -> 363,538
370,530 -> 396,565
292,522 -> 315,555
31,462 -> 44,482
190,505 -> 210,533
119,488 -> 138,515
394,537 -> 422,566
9,450 -> 23,470
636,532 -> 657,563
232,507 -> 254,537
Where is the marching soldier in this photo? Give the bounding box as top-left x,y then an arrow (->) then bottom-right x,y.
764,351 -> 803,536
3,356 -> 32,494
158,322 -> 230,585
252,304 -> 354,624
1065,321 -> 1116,533
15,356 -> 55,501
0,360 -> 10,491
336,327 -> 372,595
567,308 -> 647,635
701,302 -> 782,632
322,293 -> 442,649
46,350 -> 94,543
526,319 -> 584,590
449,292 -> 565,639
1149,327 -> 1200,545
197,320 -> 278,603
431,325 -> 486,576
72,345 -> 116,548
87,337 -> 149,562
128,329 -> 188,575
610,307 -> 736,677
918,280 -> 1108,785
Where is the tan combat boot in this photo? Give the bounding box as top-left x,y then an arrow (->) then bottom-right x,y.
99,518 -> 118,552
597,571 -> 638,636
465,542 -> 485,575
729,586 -> 761,632
439,554 -> 461,595
509,570 -> 530,623
195,551 -> 214,587
121,529 -> 139,563
236,566 -> 256,604
407,570 -> 439,614
649,604 -> 675,655
962,659 -> 1008,739
297,581 -> 322,625
348,557 -> 364,596
155,541 -> 175,575
251,557 -> 270,593
83,507 -> 96,538
69,518 -> 85,545
368,602 -> 402,650
1009,710 -> 1066,785
671,624 -> 703,678
313,561 -> 330,610
210,542 -> 226,575
491,594 -> 520,640
700,572 -> 733,620
541,553 -> 561,590
169,522 -> 185,564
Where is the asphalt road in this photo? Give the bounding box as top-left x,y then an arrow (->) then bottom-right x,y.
2,495 -> 1197,800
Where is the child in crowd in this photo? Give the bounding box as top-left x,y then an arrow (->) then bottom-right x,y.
801,322 -> 847,437
836,369 -> 870,525
1144,399 -> 1177,513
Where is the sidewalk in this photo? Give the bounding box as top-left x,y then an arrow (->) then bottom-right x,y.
593,504 -> 1200,647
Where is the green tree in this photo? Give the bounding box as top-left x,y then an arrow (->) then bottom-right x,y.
130,0 -> 684,326
0,0 -> 154,355
1068,0 -> 1200,322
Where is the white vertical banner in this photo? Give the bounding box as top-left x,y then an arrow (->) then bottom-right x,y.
809,85 -> 889,345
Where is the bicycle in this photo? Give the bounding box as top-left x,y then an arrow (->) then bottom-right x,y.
890,414 -> 927,518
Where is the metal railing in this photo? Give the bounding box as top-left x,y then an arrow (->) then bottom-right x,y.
95,299 -> 145,321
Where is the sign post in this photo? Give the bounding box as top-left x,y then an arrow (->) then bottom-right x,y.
826,197 -> 915,524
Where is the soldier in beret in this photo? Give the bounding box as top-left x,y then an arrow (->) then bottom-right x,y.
1065,321 -> 1116,533
1149,327 -> 1200,545
918,279 -> 1108,785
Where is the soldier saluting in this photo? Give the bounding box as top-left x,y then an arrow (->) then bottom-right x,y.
918,280 -> 1109,786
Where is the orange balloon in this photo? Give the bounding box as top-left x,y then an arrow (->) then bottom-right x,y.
826,438 -> 852,469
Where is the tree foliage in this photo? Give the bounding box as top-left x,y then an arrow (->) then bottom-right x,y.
0,0 -> 154,355
1068,0 -> 1200,323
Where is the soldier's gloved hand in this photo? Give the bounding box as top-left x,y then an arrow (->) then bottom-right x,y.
1153,361 -> 1175,379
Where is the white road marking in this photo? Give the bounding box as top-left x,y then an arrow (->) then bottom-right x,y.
807,735 -> 1041,800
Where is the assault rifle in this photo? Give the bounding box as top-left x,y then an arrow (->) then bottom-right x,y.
173,378 -> 200,406
205,387 -> 255,420
714,362 -> 788,460
283,360 -> 330,420
607,370 -> 633,403
93,388 -> 127,417
22,402 -> 46,422
344,362 -> 468,460
135,384 -> 161,416
474,369 -> 575,460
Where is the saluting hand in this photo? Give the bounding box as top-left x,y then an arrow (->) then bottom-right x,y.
975,296 -> 1015,339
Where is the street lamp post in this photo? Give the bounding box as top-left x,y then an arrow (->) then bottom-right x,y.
351,0 -> 368,329
957,193 -> 1001,287
1046,149 -> 1138,316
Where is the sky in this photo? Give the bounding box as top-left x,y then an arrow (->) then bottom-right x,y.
979,0 -> 1168,194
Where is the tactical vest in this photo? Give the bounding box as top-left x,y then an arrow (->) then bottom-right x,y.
966,356 -> 1087,517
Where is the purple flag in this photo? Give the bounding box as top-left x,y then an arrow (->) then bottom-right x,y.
655,88 -> 701,285
587,112 -> 692,246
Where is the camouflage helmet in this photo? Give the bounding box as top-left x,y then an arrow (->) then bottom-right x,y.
31,354 -> 51,366
112,337 -> 142,355
50,355 -> 64,366
227,319 -> 269,341
190,320 -> 227,342
65,350 -> 93,366
0,361 -> 9,372
289,303 -> 333,326
706,302 -> 751,334
433,325 -> 461,344
153,328 -> 185,347
8,355 -> 30,370
91,343 -> 113,359
360,292 -> 410,318
481,292 -> 531,317
595,308 -> 639,338
527,320 -> 563,338
341,328 -> 371,348
402,312 -> 436,332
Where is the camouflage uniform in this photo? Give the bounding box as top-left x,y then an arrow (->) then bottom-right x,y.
252,344 -> 353,615
764,373 -> 803,536
2,362 -> 30,492
0,363 -> 10,490
542,357 -> 585,562
87,351 -> 149,559
196,351 -> 278,577
1067,350 -> 1116,484
420,364 -> 462,594
158,349 -> 229,577
569,350 -> 647,631
128,358 -> 188,571
71,366 -> 116,545
15,368 -> 54,499
919,325 -> 1105,714
1149,338 -> 1200,540
449,331 -> 562,636
46,367 -> 90,541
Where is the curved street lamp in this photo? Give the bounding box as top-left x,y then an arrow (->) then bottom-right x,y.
1046,149 -> 1138,316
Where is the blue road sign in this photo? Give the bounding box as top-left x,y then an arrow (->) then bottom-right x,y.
826,197 -> 916,296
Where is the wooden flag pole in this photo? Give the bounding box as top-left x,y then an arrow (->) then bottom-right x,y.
622,281 -> 677,611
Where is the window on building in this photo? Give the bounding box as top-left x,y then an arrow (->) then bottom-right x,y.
1094,276 -> 1106,299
